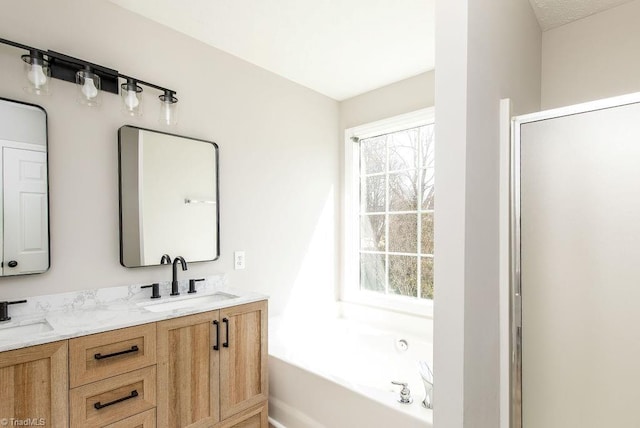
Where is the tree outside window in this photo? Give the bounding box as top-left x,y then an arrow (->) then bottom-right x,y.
358,124 -> 434,300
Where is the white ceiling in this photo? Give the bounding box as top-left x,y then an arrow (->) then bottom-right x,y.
109,0 -> 435,101
529,0 -> 635,30
110,0 -> 634,101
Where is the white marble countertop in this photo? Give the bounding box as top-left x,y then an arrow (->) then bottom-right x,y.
0,275 -> 267,352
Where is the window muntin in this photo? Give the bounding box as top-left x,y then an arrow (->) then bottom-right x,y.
358,123 -> 435,300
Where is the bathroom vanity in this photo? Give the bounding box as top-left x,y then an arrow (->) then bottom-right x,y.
0,283 -> 268,428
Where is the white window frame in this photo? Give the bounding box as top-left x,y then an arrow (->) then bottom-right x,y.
342,107 -> 435,318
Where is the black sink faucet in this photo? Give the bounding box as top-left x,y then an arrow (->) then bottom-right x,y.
160,254 -> 172,264
0,300 -> 27,322
171,256 -> 187,296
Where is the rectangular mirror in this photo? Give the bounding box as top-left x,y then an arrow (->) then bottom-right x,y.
0,98 -> 49,277
118,126 -> 219,267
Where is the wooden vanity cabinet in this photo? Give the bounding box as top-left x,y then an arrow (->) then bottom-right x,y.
156,300 -> 268,428
0,299 -> 267,428
0,340 -> 68,428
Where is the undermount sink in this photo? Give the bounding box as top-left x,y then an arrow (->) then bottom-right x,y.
0,320 -> 53,340
138,292 -> 239,313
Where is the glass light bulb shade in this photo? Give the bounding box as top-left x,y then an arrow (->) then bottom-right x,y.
160,99 -> 178,126
22,56 -> 50,95
125,90 -> 139,109
76,69 -> 101,107
120,81 -> 143,117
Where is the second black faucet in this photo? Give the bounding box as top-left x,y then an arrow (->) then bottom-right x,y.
171,256 -> 188,296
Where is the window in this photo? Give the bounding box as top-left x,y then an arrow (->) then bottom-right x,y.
344,108 -> 434,313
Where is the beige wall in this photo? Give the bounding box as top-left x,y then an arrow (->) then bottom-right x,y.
541,0 -> 640,109
0,0 -> 340,317
434,0 -> 541,426
339,71 -> 435,130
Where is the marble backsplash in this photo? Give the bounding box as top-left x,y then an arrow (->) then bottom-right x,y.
7,274 -> 228,318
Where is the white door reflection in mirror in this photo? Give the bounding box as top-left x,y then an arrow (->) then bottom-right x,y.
3,147 -> 48,275
0,99 -> 48,277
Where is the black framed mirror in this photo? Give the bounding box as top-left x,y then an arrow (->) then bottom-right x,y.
0,97 -> 49,277
118,126 -> 219,267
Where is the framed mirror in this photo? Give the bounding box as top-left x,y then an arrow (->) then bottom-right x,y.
118,126 -> 219,267
0,98 -> 49,277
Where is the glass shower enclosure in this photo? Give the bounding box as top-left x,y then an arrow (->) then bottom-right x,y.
512,92 -> 640,428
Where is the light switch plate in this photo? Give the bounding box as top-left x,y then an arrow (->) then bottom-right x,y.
234,251 -> 245,270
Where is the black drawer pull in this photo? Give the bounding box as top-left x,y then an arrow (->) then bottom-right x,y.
213,320 -> 220,351
94,345 -> 139,360
222,318 -> 229,348
94,389 -> 138,410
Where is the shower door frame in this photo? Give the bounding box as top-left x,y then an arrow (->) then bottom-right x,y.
509,91 -> 640,428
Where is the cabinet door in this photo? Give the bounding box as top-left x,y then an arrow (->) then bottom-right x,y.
219,301 -> 268,420
156,311 -> 220,428
0,341 -> 68,428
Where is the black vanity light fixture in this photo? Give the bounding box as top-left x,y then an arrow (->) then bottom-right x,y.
1,37 -> 178,125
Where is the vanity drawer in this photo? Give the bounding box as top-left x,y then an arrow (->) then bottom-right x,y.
217,402 -> 268,428
69,366 -> 156,428
103,409 -> 156,428
70,323 -> 156,387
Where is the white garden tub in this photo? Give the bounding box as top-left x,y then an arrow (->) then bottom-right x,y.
268,316 -> 433,428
